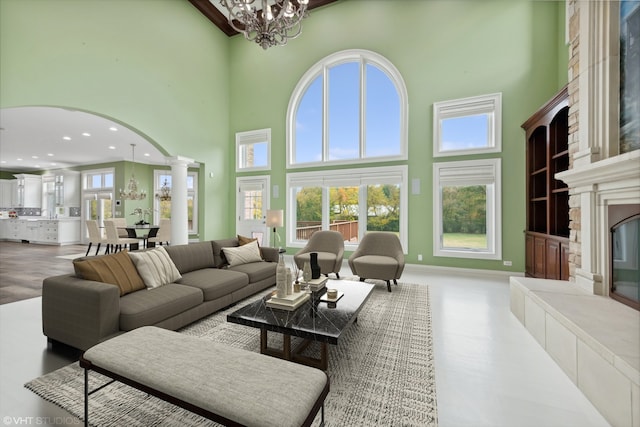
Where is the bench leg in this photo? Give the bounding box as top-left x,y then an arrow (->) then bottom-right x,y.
84,368 -> 89,427
321,403 -> 325,427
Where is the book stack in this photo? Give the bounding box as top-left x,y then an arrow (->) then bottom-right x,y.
305,276 -> 328,292
266,291 -> 310,311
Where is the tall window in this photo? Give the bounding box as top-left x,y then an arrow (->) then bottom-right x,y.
287,166 -> 407,251
82,168 -> 115,233
433,159 -> 501,260
287,49 -> 408,167
153,170 -> 198,234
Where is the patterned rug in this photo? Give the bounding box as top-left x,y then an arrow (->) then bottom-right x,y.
25,281 -> 437,426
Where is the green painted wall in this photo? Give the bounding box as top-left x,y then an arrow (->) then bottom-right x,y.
0,0 -> 231,239
1,0 -> 569,272
229,0 -> 566,272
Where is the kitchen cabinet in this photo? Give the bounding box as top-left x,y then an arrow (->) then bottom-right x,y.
1,219 -> 80,245
55,170 -> 80,207
13,174 -> 42,208
0,179 -> 16,208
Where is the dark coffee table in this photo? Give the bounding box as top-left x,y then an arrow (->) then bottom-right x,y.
227,279 -> 374,370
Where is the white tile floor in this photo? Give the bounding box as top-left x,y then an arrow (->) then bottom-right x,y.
0,262 -> 611,426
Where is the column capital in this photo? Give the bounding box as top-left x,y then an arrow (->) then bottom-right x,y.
167,156 -> 194,167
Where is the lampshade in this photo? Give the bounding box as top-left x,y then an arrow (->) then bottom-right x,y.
266,209 -> 283,228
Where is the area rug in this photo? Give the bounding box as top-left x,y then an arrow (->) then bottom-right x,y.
25,281 -> 438,426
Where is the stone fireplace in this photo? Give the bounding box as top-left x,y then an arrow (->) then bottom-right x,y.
556,150 -> 640,300
510,3 -> 639,426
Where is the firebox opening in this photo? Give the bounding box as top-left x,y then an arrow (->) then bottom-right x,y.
609,205 -> 640,311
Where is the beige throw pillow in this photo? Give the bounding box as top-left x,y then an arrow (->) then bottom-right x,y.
222,240 -> 262,267
128,246 -> 182,289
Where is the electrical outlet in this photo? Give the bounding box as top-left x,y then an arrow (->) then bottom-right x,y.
418,254 -> 423,261
503,260 -> 512,266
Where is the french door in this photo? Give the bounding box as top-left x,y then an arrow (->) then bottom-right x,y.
236,176 -> 270,245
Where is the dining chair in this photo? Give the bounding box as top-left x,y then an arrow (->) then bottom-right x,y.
103,219 -> 140,253
85,220 -> 107,256
110,217 -> 130,238
147,218 -> 171,246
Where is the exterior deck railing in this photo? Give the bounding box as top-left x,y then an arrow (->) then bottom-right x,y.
295,220 -> 358,242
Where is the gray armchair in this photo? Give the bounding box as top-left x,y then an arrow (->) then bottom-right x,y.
348,232 -> 405,292
294,230 -> 345,279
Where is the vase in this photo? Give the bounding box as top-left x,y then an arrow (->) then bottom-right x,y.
310,252 -> 321,279
302,261 -> 312,283
286,268 -> 293,295
276,255 -> 287,298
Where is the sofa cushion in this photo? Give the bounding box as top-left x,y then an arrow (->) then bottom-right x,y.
73,250 -> 145,296
164,241 -> 216,274
222,240 -> 263,267
228,261 -> 276,284
212,238 -> 240,268
119,284 -> 203,331
178,268 -> 249,301
128,247 -> 182,289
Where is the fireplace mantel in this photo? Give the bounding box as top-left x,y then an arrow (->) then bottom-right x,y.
556,150 -> 640,296
556,150 -> 640,190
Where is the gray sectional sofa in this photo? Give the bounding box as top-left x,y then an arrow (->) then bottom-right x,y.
42,238 -> 279,350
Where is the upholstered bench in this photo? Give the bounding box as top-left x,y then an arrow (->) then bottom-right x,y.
79,326 -> 330,427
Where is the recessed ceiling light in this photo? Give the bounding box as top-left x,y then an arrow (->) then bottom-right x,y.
63,136 -> 71,141
50,163 -> 57,166
108,145 -> 116,150
47,153 -> 54,157
144,153 -> 150,157
17,158 -> 23,161
109,126 -> 118,131
0,161 -> 6,164
82,132 -> 91,137
34,164 -> 40,168
32,155 -> 39,159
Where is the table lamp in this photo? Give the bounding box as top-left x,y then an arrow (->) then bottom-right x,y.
265,209 -> 283,248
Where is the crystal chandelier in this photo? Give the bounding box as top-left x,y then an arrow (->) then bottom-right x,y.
155,178 -> 171,201
220,0 -> 310,50
120,144 -> 147,200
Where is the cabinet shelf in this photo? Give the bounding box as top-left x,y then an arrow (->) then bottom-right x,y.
552,150 -> 569,159
531,167 -> 547,176
523,85 -> 570,280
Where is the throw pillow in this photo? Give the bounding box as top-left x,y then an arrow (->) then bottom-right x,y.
222,240 -> 262,267
128,246 -> 182,289
237,234 -> 258,246
73,250 -> 146,296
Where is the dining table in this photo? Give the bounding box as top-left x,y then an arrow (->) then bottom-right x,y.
122,224 -> 160,249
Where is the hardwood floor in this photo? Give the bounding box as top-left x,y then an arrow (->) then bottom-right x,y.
0,241 -> 87,305
0,263 -> 610,426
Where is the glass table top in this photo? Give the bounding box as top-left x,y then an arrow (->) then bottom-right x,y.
227,279 -> 375,345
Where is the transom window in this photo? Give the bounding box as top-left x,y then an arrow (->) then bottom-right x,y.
287,49 -> 408,167
433,93 -> 502,157
236,128 -> 271,171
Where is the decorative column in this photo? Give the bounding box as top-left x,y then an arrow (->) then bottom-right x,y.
168,156 -> 193,246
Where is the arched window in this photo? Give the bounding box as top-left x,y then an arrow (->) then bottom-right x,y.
287,49 -> 408,167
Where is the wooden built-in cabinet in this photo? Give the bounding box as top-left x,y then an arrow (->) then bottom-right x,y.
522,86 -> 570,280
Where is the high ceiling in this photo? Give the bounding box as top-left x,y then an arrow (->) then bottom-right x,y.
0,0 -> 337,174
0,107 -> 167,173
